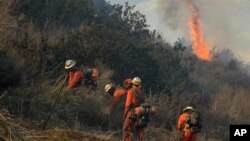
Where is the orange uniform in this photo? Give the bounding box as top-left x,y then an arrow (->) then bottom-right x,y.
178,113 -> 197,141
124,86 -> 143,116
110,88 -> 127,113
123,86 -> 144,141
67,70 -> 84,91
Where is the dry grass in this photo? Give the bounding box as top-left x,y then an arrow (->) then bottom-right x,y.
0,109 -> 118,141
25,129 -> 117,141
2,73 -> 250,141
0,110 -> 24,141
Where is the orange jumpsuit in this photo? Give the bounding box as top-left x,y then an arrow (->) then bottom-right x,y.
110,88 -> 127,113
177,113 -> 197,141
67,70 -> 84,91
123,86 -> 144,141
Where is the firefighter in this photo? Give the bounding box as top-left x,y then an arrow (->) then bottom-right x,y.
65,59 -> 84,91
123,77 -> 146,141
178,106 -> 202,141
104,79 -> 132,113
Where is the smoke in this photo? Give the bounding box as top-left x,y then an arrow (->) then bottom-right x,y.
156,0 -> 250,62
157,0 -> 189,31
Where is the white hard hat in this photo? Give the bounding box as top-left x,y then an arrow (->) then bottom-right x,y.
65,59 -> 76,69
104,84 -> 112,93
132,77 -> 141,86
183,106 -> 194,111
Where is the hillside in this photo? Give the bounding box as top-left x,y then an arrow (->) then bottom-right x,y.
1,0 -> 250,140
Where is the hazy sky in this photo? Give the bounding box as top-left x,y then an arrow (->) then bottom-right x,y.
107,0 -> 250,63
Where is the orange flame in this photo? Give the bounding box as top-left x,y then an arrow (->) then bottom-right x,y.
188,0 -> 212,61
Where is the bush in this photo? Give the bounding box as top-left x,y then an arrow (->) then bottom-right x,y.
0,50 -> 21,91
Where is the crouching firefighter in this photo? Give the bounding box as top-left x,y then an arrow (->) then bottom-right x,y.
122,77 -> 157,141
178,106 -> 203,141
104,79 -> 132,114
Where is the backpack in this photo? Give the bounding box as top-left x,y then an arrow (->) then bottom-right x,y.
133,104 -> 151,129
84,69 -> 99,89
136,114 -> 150,129
85,69 -> 93,79
188,111 -> 203,133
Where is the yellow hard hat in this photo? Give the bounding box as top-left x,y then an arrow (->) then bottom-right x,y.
65,59 -> 76,69
132,77 -> 141,86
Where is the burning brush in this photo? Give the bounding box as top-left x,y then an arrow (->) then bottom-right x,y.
187,0 -> 212,61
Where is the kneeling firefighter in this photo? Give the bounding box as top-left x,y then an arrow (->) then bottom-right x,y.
104,79 -> 133,114
123,77 -> 157,141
